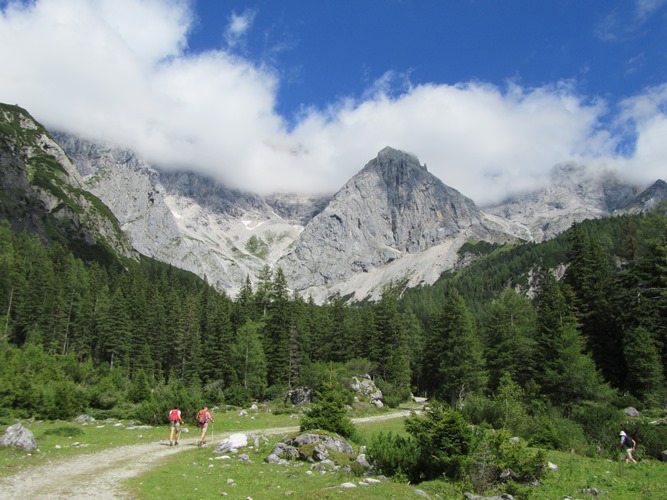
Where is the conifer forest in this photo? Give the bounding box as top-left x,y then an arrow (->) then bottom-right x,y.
1,209 -> 666,459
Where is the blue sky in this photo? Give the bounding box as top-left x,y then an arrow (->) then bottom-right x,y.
1,0 -> 666,205
190,0 -> 667,121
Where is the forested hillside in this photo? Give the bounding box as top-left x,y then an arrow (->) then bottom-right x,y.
1,208 -> 666,460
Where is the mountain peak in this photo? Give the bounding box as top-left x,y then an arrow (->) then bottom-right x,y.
375,146 -> 424,170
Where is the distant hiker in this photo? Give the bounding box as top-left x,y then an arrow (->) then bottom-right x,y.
168,405 -> 183,446
196,406 -> 214,446
620,430 -> 637,463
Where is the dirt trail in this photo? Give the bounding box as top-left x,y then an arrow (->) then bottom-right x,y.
0,410 -> 419,499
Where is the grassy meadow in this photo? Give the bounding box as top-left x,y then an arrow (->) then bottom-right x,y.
2,404 -> 667,499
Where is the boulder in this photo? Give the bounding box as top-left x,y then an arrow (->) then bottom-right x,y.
350,375 -> 383,403
286,433 -> 354,454
660,450 -> 667,462
269,442 -> 299,460
313,443 -> 329,461
355,453 -> 372,469
213,433 -> 248,454
0,423 -> 38,452
286,387 -> 313,405
624,407 -> 640,417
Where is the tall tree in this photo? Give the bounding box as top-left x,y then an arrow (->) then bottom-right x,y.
264,268 -> 290,387
230,319 -> 267,399
373,287 -> 411,394
623,326 -> 666,404
482,288 -> 537,391
564,223 -> 623,386
422,288 -> 486,407
534,270 -> 612,407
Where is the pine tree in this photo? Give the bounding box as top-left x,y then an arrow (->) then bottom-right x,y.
534,270 -> 612,406
564,223 -> 623,386
264,268 -> 290,387
373,287 -> 411,395
623,326 -> 666,404
482,289 -> 537,391
422,288 -> 486,407
230,319 -> 267,399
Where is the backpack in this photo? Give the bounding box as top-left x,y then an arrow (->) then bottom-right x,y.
196,409 -> 207,426
169,409 -> 180,421
623,435 -> 633,448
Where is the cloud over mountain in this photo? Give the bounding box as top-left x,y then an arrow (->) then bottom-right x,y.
1,0 -> 666,205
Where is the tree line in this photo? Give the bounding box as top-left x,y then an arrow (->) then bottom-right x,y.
1,210 -> 666,436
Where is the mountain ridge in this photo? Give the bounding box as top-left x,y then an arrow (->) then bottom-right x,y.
3,102 -> 665,303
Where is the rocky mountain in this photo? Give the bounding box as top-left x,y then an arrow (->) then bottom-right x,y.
0,104 -> 135,262
51,133 -> 666,303
53,131 -> 329,295
2,102 -> 665,303
277,147 -> 516,300
484,162 -> 642,242
617,179 -> 667,215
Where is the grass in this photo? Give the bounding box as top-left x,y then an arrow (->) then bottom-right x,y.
0,418 -> 165,478
3,405 -> 667,499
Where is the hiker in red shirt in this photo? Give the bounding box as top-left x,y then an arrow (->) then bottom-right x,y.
168,405 -> 183,446
196,406 -> 214,446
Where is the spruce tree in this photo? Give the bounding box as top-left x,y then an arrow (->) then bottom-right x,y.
423,288 -> 486,407
623,326 -> 666,404
534,271 -> 612,406
564,223 -> 623,386
230,319 -> 267,400
264,268 -> 290,387
483,288 -> 537,391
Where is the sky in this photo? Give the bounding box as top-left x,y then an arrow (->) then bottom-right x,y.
1,0 -> 666,206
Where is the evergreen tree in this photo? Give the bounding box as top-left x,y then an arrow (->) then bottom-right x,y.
422,288 -> 486,407
232,275 -> 255,330
230,319 -> 267,399
264,268 -> 290,387
534,271 -> 612,407
564,223 -> 623,386
201,294 -> 235,385
300,378 -> 356,439
623,326 -> 666,404
482,288 -> 537,391
373,287 -> 411,396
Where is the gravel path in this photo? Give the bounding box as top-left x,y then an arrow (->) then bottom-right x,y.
0,409 -> 420,499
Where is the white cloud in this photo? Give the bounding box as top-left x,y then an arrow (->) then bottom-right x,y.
224,9 -> 256,49
613,83 -> 667,185
0,0 -> 663,207
636,0 -> 667,20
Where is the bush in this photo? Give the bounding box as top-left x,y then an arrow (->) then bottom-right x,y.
367,432 -> 420,482
469,429 -> 545,494
405,400 -> 474,481
375,378 -> 411,408
300,380 -> 356,439
223,384 -> 252,407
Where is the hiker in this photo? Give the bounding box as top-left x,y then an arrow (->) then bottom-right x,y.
620,430 -> 637,463
168,405 -> 184,446
196,406 -> 214,446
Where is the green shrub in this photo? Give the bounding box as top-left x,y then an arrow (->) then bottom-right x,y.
469,429 -> 545,494
300,380 -> 356,439
368,432 -> 420,482
405,400 -> 474,481
462,393 -> 502,427
375,378 -> 411,408
223,384 -> 251,407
